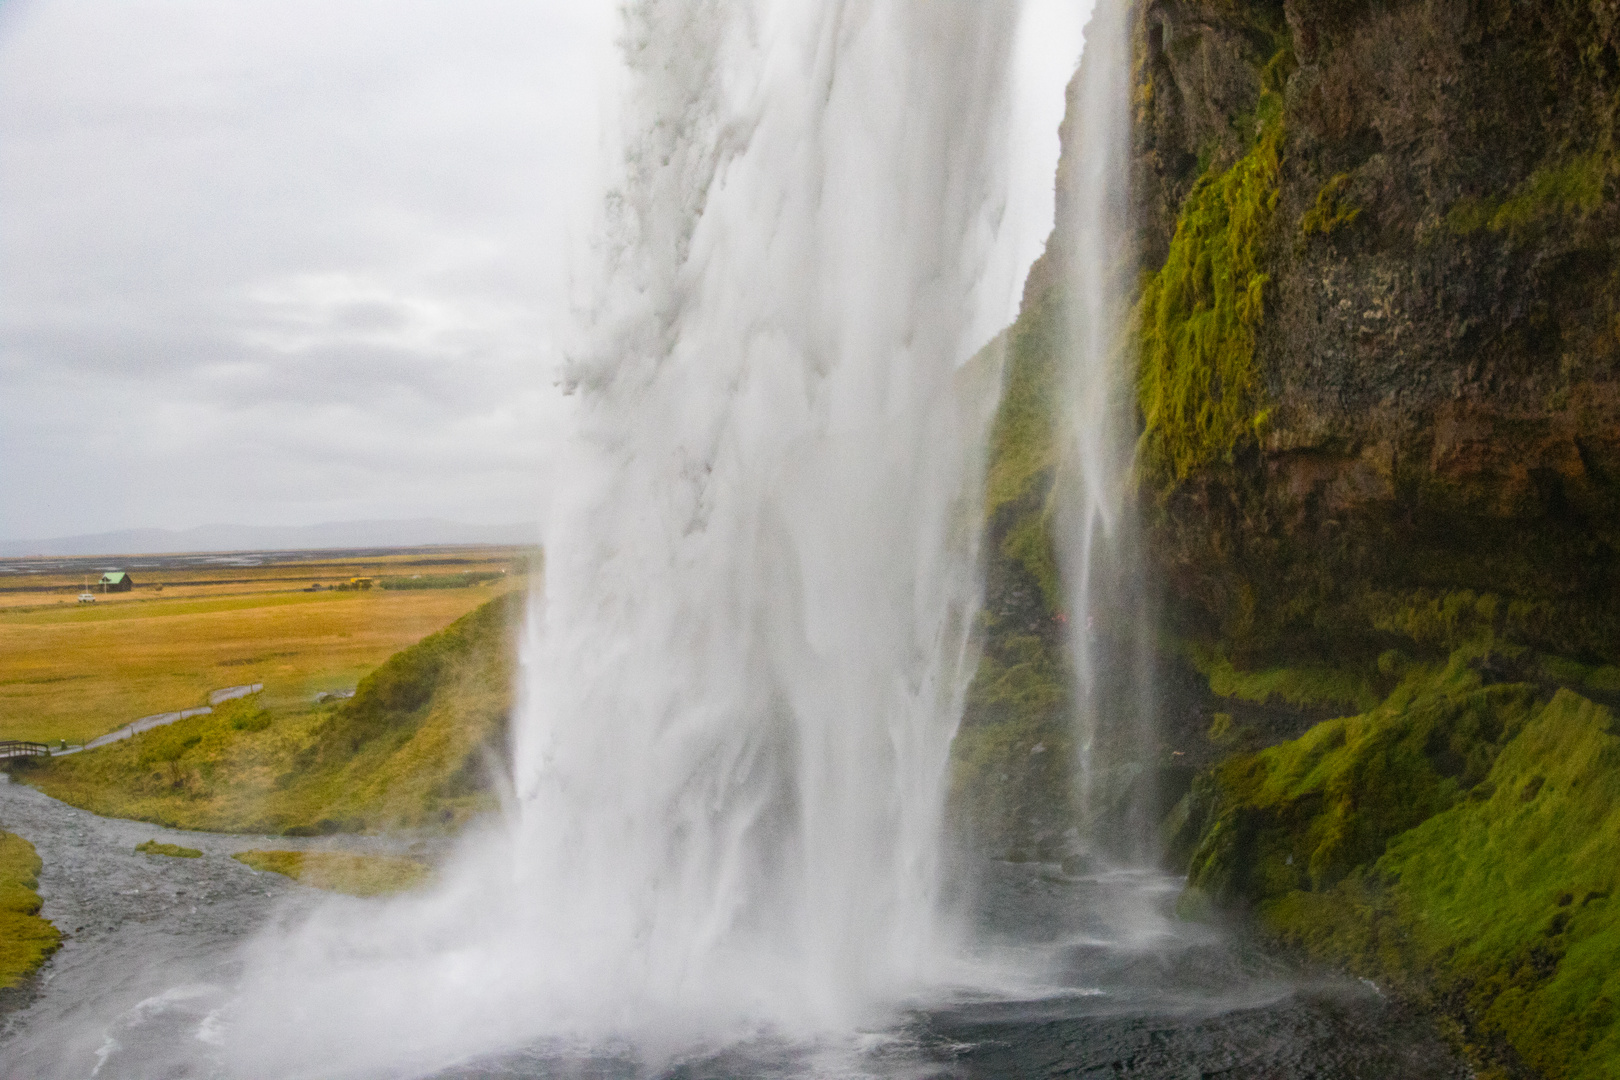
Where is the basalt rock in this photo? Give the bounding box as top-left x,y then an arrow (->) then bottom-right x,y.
1139,2 -> 1620,1074
1135,0 -> 1620,667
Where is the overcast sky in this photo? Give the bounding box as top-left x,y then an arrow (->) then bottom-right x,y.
0,1 -> 1085,543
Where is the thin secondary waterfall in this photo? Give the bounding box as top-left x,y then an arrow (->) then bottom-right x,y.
1054,0 -> 1152,859
225,3 -> 1028,1075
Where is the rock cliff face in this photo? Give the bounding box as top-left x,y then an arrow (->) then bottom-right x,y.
953,0 -> 1620,1074
1126,1 -> 1620,1075
1136,0 -> 1619,664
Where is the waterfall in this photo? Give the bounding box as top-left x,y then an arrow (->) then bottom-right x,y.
1054,0 -> 1151,858
224,3 -> 1033,1075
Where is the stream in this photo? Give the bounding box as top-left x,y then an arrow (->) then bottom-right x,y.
0,776 -> 1471,1079
0,776 -> 440,1078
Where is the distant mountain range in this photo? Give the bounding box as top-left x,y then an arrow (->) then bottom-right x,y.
0,519 -> 540,557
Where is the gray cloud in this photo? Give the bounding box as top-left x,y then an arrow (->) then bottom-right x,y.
0,0 -> 610,540
1,0 -> 1081,544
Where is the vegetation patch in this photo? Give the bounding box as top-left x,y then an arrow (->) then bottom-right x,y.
13,592 -> 522,835
0,583 -> 507,744
1177,642 -> 1620,1077
1194,647 -> 1382,713
982,287 -> 1060,520
134,839 -> 202,858
999,510 -> 1062,612
378,572 -> 506,590
1447,152 -> 1613,235
232,850 -> 429,897
1137,53 -> 1289,485
0,830 -> 59,989
952,621 -> 1074,857
1299,172 -> 1362,238
951,279 -> 1076,858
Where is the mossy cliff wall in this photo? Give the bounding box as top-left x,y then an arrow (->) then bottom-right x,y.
1136,0 -> 1620,665
956,0 -> 1620,1071
949,275 -> 1078,861
1132,0 -> 1620,1075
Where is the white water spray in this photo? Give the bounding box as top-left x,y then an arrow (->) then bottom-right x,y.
1054,0 -> 1150,854
224,3 -> 1037,1075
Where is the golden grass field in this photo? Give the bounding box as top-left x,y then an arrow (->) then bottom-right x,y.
18,593 -> 521,836
0,547 -> 533,744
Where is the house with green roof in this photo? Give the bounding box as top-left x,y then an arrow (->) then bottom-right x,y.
99,571 -> 133,593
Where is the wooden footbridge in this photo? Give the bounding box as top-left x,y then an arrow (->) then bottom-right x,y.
0,741 -> 51,760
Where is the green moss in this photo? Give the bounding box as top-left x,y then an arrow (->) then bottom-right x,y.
0,831 -> 59,989
232,850 -> 429,897
1137,70 -> 1287,484
1541,654 -> 1592,685
1259,690 -> 1620,1077
1000,511 -> 1062,612
1202,654 -> 1382,712
1586,666 -> 1620,694
1182,642 -> 1620,1075
953,261 -> 1076,857
983,286 -> 1060,519
1186,647 -> 1530,900
1486,152 -> 1609,230
967,635 -> 1068,720
952,623 -> 1073,857
1366,589 -> 1504,651
1300,172 -> 1362,238
134,840 -> 202,858
949,713 -> 1072,860
1448,152 -> 1612,235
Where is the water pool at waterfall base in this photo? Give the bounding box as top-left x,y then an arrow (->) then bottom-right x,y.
0,779 -> 1466,1080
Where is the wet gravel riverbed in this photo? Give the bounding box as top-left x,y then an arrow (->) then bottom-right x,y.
0,775 -> 447,1077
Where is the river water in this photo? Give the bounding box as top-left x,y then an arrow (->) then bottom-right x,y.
1,776 -> 1468,1079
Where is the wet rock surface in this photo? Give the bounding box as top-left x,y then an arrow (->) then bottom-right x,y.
1132,0 -> 1620,660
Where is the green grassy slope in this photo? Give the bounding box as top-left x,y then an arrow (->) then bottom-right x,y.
15,591 -> 522,835
1175,630 -> 1620,1078
0,831 -> 59,989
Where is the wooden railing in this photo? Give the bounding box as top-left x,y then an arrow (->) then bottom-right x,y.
0,741 -> 50,760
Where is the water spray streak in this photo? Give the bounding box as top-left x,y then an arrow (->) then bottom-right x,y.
1054,0 -> 1152,858
227,3 -> 1025,1075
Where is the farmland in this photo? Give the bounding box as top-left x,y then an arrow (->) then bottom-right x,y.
16,592 -> 522,835
0,546 -> 534,744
